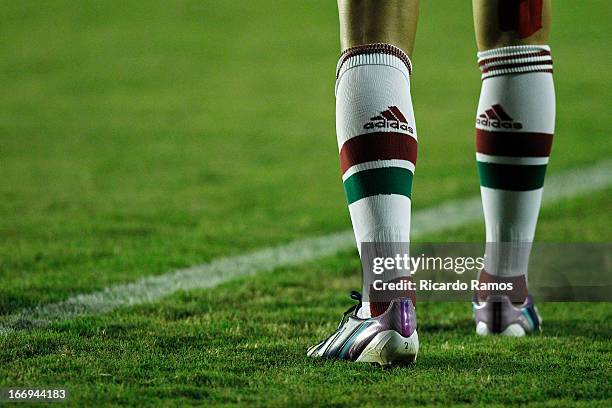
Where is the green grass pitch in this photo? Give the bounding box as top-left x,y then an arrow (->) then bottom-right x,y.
1,0 -> 610,406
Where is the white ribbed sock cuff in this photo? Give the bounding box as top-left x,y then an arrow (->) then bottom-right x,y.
335,43 -> 412,94
477,45 -> 553,80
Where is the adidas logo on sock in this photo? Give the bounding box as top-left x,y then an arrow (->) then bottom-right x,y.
364,106 -> 414,134
476,104 -> 523,129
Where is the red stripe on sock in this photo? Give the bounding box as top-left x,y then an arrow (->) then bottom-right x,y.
478,50 -> 550,67
483,69 -> 553,79
476,129 -> 553,157
340,132 -> 417,174
481,60 -> 553,73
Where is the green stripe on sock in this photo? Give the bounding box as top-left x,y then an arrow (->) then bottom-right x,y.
477,162 -> 547,191
343,167 -> 413,204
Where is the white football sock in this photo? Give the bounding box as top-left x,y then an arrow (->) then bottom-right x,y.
475,45 -> 555,279
335,44 -> 418,317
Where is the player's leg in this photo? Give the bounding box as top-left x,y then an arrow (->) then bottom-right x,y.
337,0 -> 419,317
308,0 -> 420,365
473,0 -> 551,50
338,0 -> 418,55
472,0 -> 554,336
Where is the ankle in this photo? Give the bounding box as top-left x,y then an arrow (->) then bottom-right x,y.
477,269 -> 528,304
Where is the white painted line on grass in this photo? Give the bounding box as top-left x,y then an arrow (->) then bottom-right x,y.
1,159 -> 611,335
